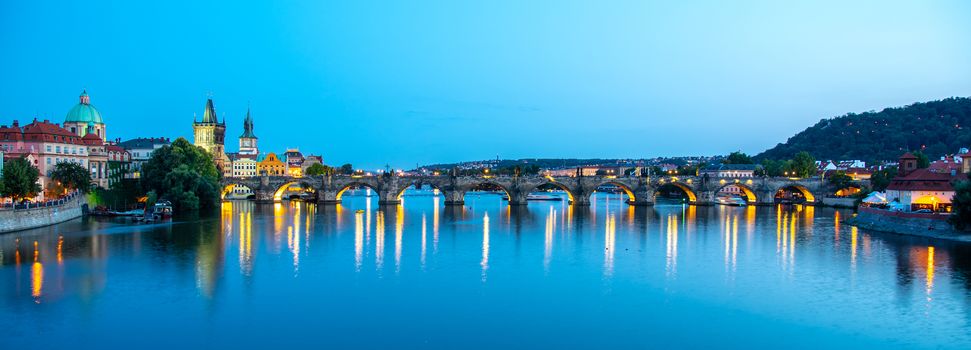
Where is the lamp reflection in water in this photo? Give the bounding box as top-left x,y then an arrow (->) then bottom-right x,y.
288,204 -> 301,274
354,211 -> 364,271
604,213 -> 616,277
481,212 -> 490,282
395,205 -> 403,273
239,211 -> 254,276
32,241 -> 43,301
272,202 -> 284,254
833,211 -> 841,246
665,214 -> 678,277
375,210 -> 385,270
850,226 -> 858,271
926,246 -> 935,298
366,197 -> 372,250
433,196 -> 440,254
57,235 -> 63,265
724,213 -> 738,274
421,213 -> 427,269
544,206 -> 555,272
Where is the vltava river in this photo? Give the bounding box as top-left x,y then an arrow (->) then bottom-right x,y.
2,191 -> 971,349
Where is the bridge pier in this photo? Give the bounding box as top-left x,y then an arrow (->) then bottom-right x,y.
254,190 -> 275,203
755,190 -> 777,206
443,190 -> 465,206
693,190 -> 716,206
628,189 -> 655,206
507,191 -> 529,206
571,195 -> 591,206
377,189 -> 401,206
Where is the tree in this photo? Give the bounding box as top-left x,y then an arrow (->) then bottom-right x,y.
790,151 -> 817,178
50,162 -> 92,193
340,163 -> 354,175
870,166 -> 897,192
140,138 -> 221,211
949,181 -> 971,230
724,151 -> 754,164
1,157 -> 41,201
913,150 -> 931,169
305,163 -> 332,176
827,170 -> 853,191
759,159 -> 783,177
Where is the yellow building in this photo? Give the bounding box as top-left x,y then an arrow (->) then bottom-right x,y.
258,152 -> 286,176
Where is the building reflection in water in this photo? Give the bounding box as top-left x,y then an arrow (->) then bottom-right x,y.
9,197 -> 971,323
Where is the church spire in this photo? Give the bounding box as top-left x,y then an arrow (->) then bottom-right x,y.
201,98 -> 218,123
240,107 -> 257,138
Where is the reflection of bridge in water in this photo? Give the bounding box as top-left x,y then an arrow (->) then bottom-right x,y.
220,174 -> 869,206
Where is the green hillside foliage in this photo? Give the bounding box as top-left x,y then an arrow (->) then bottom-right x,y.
757,97 -> 971,162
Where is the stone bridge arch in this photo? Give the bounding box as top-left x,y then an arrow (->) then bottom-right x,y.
709,180 -> 760,204
217,174 -> 868,207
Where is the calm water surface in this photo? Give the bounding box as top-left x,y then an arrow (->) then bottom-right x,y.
3,191 -> 971,348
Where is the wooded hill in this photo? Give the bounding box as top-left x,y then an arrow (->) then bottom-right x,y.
757,97 -> 971,163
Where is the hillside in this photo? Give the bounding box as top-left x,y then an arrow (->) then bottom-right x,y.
757,97 -> 971,162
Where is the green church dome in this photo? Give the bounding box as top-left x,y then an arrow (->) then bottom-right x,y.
65,90 -> 104,124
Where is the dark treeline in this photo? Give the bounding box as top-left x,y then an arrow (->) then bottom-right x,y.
757,97 -> 971,163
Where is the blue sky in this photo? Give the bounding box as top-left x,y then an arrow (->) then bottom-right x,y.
1,0 -> 970,170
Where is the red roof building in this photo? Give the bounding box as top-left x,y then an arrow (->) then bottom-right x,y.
886,152 -> 966,212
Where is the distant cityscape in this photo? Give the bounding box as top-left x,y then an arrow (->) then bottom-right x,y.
3,90 -> 971,218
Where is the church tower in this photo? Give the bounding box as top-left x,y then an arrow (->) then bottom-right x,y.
238,107 -> 258,158
193,98 -> 228,170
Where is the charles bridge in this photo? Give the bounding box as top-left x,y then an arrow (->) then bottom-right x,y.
220,173 -> 869,207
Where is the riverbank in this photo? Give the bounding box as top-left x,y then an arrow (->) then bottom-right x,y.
0,195 -> 88,233
845,206 -> 971,242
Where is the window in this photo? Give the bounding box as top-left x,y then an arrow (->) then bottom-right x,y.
46,145 -> 52,152
46,158 -> 51,164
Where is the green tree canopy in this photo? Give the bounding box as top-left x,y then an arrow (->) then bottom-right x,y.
1,157 -> 41,201
827,170 -> 854,190
870,166 -> 896,192
790,151 -> 817,178
305,163 -> 333,176
50,162 -> 92,193
912,150 -> 931,169
340,163 -> 354,175
724,151 -> 754,164
949,181 -> 971,230
140,137 -> 221,211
